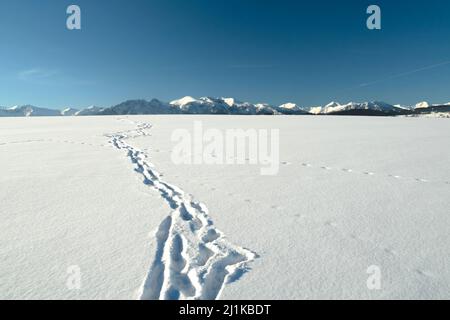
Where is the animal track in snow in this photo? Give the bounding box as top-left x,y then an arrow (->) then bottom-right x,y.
383,247 -> 397,256
414,269 -> 434,278
0,138 -> 110,149
0,139 -> 45,146
108,120 -> 257,300
297,161 -> 449,186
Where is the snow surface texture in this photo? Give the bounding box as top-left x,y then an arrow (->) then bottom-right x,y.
0,116 -> 449,300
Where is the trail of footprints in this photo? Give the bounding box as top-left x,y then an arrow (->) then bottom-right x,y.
108,121 -> 257,300
0,138 -> 109,149
296,162 -> 448,186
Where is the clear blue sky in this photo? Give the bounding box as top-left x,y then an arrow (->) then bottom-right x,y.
0,0 -> 449,109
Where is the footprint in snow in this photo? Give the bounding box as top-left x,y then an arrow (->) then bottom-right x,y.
415,269 -> 433,278
324,221 -> 338,228
384,248 -> 397,256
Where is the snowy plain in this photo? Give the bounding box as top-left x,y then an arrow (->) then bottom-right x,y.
0,115 -> 449,299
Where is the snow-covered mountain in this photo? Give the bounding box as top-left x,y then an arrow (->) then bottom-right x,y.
170,97 -> 230,114
414,101 -> 430,109
312,101 -> 406,116
310,101 -> 342,114
309,106 -> 323,114
411,103 -> 450,115
99,99 -> 177,115
74,106 -> 105,116
0,105 -> 60,117
275,103 -> 309,115
169,96 -> 283,115
393,104 -> 413,110
255,103 -> 279,115
1,97 -> 449,117
170,96 -> 198,107
61,108 -> 79,116
226,99 -> 265,115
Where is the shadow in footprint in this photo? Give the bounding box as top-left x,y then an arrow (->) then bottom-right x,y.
164,234 -> 196,300
140,216 -> 172,300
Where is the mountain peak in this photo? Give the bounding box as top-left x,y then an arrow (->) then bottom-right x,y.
415,101 -> 430,109
223,98 -> 239,107
61,107 -> 79,116
0,105 -> 60,117
325,101 -> 341,108
170,96 -> 197,106
279,103 -> 298,109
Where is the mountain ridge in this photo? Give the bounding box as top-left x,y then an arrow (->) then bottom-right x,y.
1,97 -> 449,117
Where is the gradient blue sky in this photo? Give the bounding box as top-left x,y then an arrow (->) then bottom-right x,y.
0,0 -> 449,109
